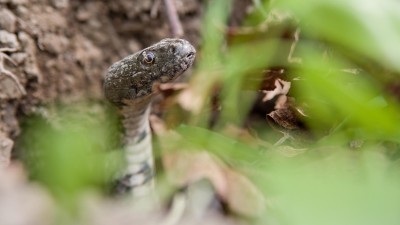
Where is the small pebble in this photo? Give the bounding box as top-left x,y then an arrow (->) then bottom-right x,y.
0,30 -> 20,49
11,52 -> 28,65
0,8 -> 17,33
38,33 -> 69,54
51,0 -> 69,9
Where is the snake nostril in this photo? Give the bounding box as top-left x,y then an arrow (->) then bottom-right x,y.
186,52 -> 195,59
171,46 -> 177,54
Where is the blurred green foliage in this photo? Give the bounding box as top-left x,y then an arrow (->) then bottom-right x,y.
19,103 -> 121,211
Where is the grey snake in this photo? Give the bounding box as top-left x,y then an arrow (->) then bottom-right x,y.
104,38 -> 196,197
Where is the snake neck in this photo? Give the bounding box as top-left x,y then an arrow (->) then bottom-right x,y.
120,101 -> 151,146
113,101 -> 155,197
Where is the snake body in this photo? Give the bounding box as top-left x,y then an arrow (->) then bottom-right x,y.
104,39 -> 196,196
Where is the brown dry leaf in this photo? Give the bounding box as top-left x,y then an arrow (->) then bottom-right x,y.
158,82 -> 188,94
263,78 -> 299,131
268,103 -> 301,130
223,169 -> 265,217
262,77 -> 310,146
163,151 -> 265,217
151,83 -> 189,121
149,115 -> 183,154
267,93 -> 308,132
0,163 -> 54,225
262,79 -> 291,102
177,87 -> 204,114
153,117 -> 266,217
163,151 -> 227,195
150,114 -> 168,135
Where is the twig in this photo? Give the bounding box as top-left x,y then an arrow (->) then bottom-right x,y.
0,48 -> 26,95
161,193 -> 187,225
163,0 -> 184,37
0,48 -> 17,53
288,28 -> 302,64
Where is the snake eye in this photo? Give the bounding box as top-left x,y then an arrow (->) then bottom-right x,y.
143,51 -> 155,64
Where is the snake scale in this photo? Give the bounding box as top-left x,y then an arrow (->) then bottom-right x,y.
104,39 -> 196,197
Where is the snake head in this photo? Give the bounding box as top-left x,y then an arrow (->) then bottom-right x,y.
104,38 -> 196,105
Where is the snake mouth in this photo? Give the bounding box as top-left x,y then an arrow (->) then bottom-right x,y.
179,44 -> 196,72
183,49 -> 196,66
157,40 -> 196,84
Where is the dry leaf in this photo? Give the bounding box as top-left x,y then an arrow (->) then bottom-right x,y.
158,82 -> 188,93
262,79 -> 291,102
177,88 -> 204,114
224,169 -> 265,217
163,151 -> 265,217
256,75 -> 312,147
163,151 -> 227,195
150,115 -> 168,135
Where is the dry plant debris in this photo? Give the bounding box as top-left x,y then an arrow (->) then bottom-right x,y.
163,150 -> 265,217
0,47 -> 26,97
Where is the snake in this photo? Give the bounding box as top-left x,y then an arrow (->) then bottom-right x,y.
104,38 -> 196,197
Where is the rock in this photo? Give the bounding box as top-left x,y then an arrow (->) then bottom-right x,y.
51,0 -> 69,9
18,32 -> 42,82
0,77 -> 24,99
0,8 -> 17,33
0,30 -> 20,49
0,0 -> 28,5
73,34 -> 102,64
38,33 -> 69,54
10,0 -> 28,4
11,52 -> 27,65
